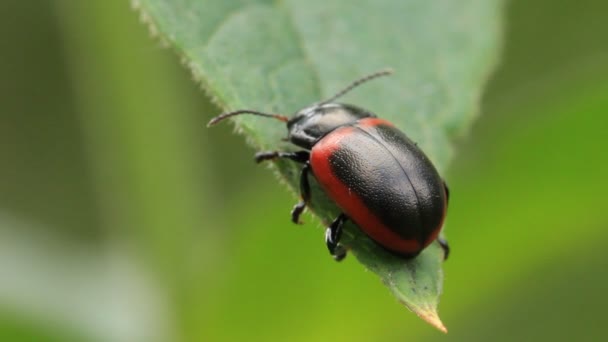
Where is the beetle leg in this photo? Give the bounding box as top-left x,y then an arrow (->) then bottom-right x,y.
440,181 -> 450,260
252,151 -> 312,224
291,162 -> 311,224
437,236 -> 450,261
325,213 -> 348,261
254,150 -> 309,164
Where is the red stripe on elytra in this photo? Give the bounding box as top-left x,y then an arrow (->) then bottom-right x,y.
357,117 -> 394,128
310,125 -> 420,255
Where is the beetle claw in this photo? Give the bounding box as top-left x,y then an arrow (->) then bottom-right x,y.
333,246 -> 347,261
325,213 -> 348,260
291,201 -> 306,224
254,152 -> 274,163
437,237 -> 450,261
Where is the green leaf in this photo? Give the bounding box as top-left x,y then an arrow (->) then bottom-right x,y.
133,0 -> 502,331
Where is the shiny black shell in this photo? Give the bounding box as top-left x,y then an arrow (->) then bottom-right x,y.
291,103 -> 447,256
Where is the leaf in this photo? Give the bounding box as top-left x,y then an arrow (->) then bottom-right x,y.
133,0 -> 503,331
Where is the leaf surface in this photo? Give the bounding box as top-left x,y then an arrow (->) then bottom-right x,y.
134,0 -> 503,331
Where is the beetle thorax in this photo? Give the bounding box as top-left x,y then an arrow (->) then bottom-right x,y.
286,103 -> 375,149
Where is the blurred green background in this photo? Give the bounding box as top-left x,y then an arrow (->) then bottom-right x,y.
1,1 -> 607,341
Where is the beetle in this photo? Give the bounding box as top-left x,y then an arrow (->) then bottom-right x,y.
208,70 -> 449,261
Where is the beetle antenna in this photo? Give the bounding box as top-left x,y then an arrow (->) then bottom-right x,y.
207,109 -> 289,127
319,68 -> 394,105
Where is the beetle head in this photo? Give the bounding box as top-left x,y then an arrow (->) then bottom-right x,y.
286,103 -> 374,149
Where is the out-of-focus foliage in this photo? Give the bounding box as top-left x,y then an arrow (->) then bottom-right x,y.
0,1 -> 606,341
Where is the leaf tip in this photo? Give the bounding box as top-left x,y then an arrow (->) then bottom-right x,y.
416,307 -> 447,333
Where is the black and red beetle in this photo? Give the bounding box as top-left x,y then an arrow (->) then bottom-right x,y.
208,70 -> 449,261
